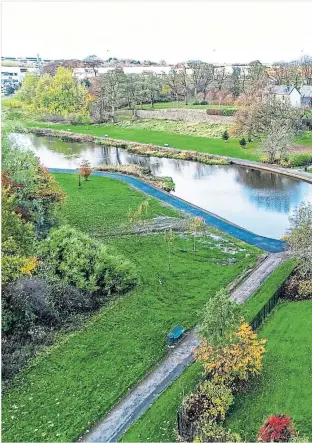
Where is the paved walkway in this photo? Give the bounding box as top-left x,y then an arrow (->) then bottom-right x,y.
81,252 -> 286,442
49,168 -> 285,253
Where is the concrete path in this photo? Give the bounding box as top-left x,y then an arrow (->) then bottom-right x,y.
81,252 -> 286,442
231,252 -> 287,304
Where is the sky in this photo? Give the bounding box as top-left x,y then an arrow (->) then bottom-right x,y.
2,1 -> 312,64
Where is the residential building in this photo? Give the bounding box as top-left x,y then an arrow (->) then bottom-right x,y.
269,85 -> 301,108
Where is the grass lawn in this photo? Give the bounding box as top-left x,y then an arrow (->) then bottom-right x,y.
227,301 -> 312,440
2,173 -> 259,443
26,122 -> 260,161
119,260 -> 297,442
53,173 -> 178,237
136,101 -> 238,111
240,259 -> 297,323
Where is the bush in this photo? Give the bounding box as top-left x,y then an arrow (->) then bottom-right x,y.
288,154 -> 312,167
182,381 -> 233,425
69,113 -> 92,125
222,130 -> 229,141
79,159 -> 92,180
239,137 -> 247,147
41,225 -> 137,295
195,421 -> 241,442
47,280 -> 94,315
2,278 -> 56,333
257,415 -> 296,442
206,108 -> 236,116
193,100 -> 208,106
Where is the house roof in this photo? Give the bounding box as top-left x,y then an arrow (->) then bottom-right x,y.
269,85 -> 298,95
300,86 -> 312,98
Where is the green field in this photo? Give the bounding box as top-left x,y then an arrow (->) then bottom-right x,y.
26,122 -> 260,161
227,301 -> 312,440
121,260 -> 297,442
136,101 -> 238,111
2,174 -> 259,443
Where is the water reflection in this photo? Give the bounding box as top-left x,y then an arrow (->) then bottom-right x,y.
11,133 -> 312,240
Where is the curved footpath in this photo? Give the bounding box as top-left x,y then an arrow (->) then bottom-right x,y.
49,168 -> 285,253
80,252 -> 286,443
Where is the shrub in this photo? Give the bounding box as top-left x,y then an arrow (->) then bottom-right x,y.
79,159 -> 92,180
195,421 -> 241,442
222,130 -> 229,142
69,113 -> 92,125
183,381 -> 233,425
2,278 -> 56,333
239,137 -> 247,147
47,280 -> 94,315
298,280 -> 312,298
41,225 -> 137,295
206,108 -> 236,116
193,100 -> 208,105
257,415 -> 296,442
288,154 -> 312,167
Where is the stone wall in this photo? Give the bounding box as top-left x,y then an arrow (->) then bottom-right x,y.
134,109 -> 234,124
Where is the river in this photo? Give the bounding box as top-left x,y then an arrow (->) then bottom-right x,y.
11,132 -> 312,240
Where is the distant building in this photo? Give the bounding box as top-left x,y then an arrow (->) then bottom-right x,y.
300,86 -> 312,108
1,66 -> 38,92
269,85 -> 301,108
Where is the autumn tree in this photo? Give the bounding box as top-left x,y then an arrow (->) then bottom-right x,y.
196,321 -> 266,388
17,72 -> 39,104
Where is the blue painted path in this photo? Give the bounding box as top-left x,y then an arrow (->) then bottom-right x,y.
50,168 -> 286,253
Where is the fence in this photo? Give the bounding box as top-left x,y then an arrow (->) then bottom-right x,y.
250,287 -> 282,330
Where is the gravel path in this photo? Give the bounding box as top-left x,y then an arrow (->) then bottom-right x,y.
81,252 -> 286,442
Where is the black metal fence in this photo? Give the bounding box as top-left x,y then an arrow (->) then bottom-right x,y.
250,286 -> 282,331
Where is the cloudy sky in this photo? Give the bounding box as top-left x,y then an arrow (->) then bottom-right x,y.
2,1 -> 312,64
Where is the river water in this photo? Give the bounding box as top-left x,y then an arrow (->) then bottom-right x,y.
12,133 -> 312,240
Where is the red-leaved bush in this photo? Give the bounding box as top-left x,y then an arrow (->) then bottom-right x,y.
257,415 -> 296,442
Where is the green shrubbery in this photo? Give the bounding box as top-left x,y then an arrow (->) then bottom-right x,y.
41,225 -> 137,294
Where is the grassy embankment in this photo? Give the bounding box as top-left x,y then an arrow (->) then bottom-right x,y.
25,121 -> 261,161
25,120 -> 312,162
121,260 -> 298,442
2,173 -> 259,443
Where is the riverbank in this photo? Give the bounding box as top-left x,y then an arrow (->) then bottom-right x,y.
23,125 -> 312,184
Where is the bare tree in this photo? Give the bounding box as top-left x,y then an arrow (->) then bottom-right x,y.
189,216 -> 205,252
180,64 -> 190,104
83,55 -> 103,76
166,69 -> 183,105
300,55 -> 312,86
287,202 -> 312,279
188,61 -> 203,99
260,119 -> 293,163
200,63 -> 215,100
214,66 -> 226,91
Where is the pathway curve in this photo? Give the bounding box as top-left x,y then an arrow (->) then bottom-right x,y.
49,168 -> 285,253
81,251 -> 286,442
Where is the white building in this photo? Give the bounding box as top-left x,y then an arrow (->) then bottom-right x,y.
269,85 -> 301,108
1,66 -> 38,84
